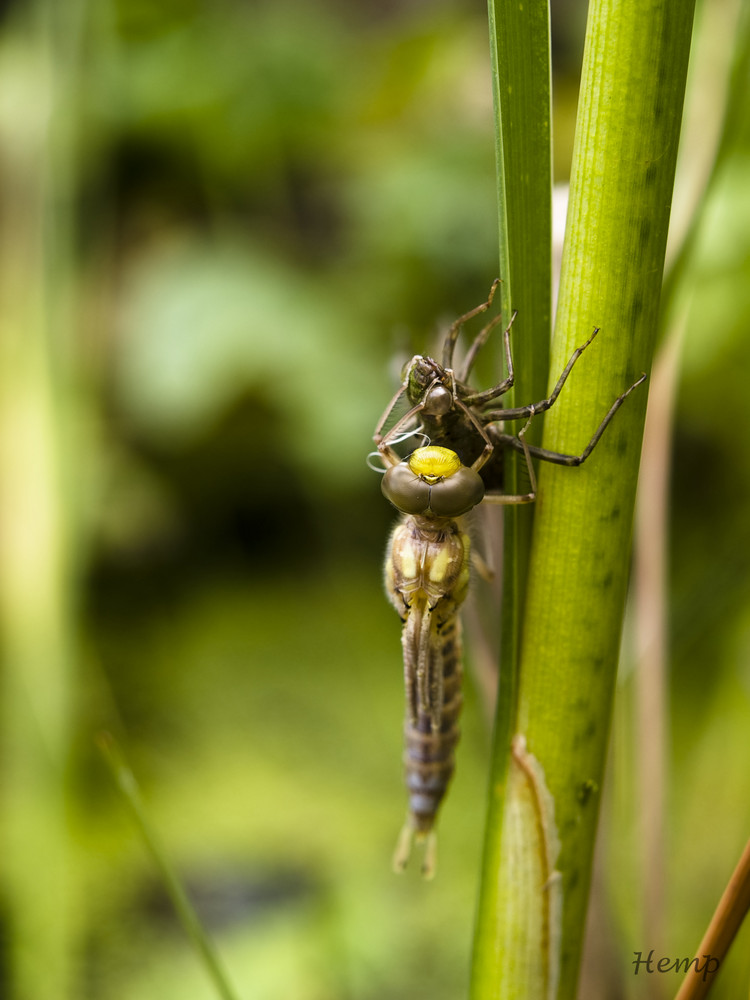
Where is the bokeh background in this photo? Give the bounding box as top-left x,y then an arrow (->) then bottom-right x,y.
0,0 -> 748,998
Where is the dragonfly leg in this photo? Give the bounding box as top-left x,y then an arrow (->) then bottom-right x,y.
479,327 -> 608,424
487,371 -> 647,467
442,278 -> 501,370
460,310 -> 518,403
481,418 -> 538,505
471,549 -> 495,583
441,394 -> 498,474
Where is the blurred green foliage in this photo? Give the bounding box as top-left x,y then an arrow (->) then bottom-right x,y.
0,0 -> 748,997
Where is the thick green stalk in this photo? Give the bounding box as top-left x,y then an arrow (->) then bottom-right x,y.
472,0 -> 696,997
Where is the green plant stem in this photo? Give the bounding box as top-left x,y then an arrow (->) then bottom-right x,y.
481,0 -> 553,869
0,3 -> 87,996
472,2 -> 552,995
473,0 -> 696,997
487,0 -> 552,597
99,734 -> 243,1000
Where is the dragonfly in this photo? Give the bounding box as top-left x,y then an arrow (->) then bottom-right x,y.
374,281 -> 646,877
374,278 -> 647,495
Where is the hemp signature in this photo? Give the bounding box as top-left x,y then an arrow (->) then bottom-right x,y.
632,950 -> 719,982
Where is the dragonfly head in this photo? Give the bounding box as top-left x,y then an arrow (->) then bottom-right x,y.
404,356 -> 453,415
382,446 -> 484,517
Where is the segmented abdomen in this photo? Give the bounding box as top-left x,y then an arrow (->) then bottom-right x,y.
403,608 -> 463,833
385,514 -> 471,841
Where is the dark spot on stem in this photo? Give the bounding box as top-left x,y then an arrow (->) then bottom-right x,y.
630,294 -> 643,324
577,779 -> 599,806
582,719 -> 597,742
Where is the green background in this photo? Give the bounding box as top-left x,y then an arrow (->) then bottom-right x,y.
0,0 -> 748,997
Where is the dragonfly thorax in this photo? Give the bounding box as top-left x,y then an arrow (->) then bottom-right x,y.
382,446 -> 484,518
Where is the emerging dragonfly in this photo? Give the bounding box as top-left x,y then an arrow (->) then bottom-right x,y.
375,278 -> 646,494
374,281 -> 646,877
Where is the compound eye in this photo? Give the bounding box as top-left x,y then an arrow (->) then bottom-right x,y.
428,466 -> 485,516
382,463 -> 431,514
423,384 -> 452,416
383,447 -> 485,517
400,355 -> 424,383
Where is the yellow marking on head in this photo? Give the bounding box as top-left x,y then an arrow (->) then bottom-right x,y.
408,446 -> 462,482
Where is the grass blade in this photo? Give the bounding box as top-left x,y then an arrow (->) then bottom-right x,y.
98,733 -> 243,1000
471,1 -> 552,995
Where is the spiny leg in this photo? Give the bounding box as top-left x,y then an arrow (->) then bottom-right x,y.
374,376 -> 505,477
374,284 -> 512,468
373,372 -> 430,467
478,326 -> 605,422
458,308 -> 518,393
376,281 -> 503,453
450,393 -> 540,491
481,416 -> 538,505
442,278 -> 501,370
488,371 -> 647,467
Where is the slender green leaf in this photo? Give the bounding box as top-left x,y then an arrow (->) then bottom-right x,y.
482,0 -> 552,820
472,1 -> 551,994
99,734 -> 243,1000
486,0 -> 552,658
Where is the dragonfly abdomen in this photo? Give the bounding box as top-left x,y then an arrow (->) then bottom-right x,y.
403,611 -> 463,834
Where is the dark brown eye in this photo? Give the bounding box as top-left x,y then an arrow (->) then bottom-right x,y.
382,463 -> 431,514
428,467 -> 484,516
382,448 -> 485,517
422,384 -> 452,416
